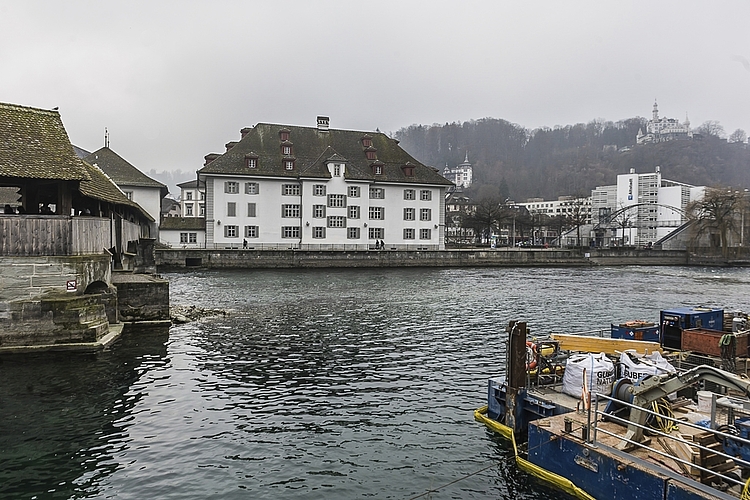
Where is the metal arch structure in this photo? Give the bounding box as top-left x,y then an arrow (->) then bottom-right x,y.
595,202 -> 688,230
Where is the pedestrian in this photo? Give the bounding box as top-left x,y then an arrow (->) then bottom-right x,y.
380,239 -> 385,250
243,239 -> 248,249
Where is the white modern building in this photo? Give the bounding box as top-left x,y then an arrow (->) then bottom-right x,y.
518,196 -> 593,224
591,167 -> 705,246
197,117 -> 453,250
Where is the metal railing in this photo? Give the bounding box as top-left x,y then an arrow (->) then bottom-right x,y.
581,391 -> 750,489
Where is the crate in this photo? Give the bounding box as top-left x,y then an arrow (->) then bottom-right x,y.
681,328 -> 750,357
611,323 -> 659,342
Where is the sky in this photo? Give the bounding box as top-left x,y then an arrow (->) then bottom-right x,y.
2,0 -> 749,185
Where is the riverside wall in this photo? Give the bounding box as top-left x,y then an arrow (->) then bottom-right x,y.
156,248 -> 690,269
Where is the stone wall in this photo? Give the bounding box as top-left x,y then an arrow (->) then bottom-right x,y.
156,248 -> 689,269
112,273 -> 170,323
0,254 -> 113,346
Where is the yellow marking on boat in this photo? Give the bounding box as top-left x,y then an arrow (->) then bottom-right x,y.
474,405 -> 596,500
550,334 -> 662,355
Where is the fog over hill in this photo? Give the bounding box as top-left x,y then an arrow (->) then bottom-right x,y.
395,118 -> 750,202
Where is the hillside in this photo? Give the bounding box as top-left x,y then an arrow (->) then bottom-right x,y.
394,118 -> 750,201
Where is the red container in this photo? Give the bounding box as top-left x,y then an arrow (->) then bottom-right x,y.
681,328 -> 749,357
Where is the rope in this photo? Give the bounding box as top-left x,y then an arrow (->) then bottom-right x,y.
649,399 -> 678,434
742,476 -> 750,500
406,420 -> 584,500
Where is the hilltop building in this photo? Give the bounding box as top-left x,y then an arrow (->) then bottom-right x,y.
636,101 -> 692,145
194,117 -> 453,250
591,166 -> 705,247
442,153 -> 473,188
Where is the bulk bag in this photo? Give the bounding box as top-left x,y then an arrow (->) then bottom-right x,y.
562,352 -> 615,398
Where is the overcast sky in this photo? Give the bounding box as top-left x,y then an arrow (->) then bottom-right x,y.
2,1 -> 749,180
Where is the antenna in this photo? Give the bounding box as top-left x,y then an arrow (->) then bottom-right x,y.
105,128 -> 109,148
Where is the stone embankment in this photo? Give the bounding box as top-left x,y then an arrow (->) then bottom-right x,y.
156,248 -> 690,269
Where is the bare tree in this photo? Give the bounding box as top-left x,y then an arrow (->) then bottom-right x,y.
729,128 -> 747,144
463,197 -> 505,244
696,120 -> 726,139
687,188 -> 745,258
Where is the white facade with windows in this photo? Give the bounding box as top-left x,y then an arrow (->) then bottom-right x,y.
199,120 -> 452,250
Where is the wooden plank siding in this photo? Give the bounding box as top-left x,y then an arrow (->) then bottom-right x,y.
0,215 -> 115,256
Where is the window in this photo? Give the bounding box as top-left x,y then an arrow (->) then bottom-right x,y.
180,232 -> 188,243
282,184 -> 300,196
374,165 -> 382,174
420,228 -> 431,239
348,186 -> 360,198
199,204 -> 205,216
313,205 -> 326,218
224,225 -> 239,238
200,192 -> 205,200
245,225 -> 258,238
347,227 -> 360,239
369,206 -> 384,220
282,145 -> 292,155
227,202 -> 236,217
313,185 -> 326,196
124,191 -> 133,200
403,207 -> 415,221
420,190 -> 432,201
185,204 -> 194,216
247,203 -> 256,217
282,204 -> 301,218
282,226 -> 300,238
225,181 -> 239,194
404,189 -> 415,200
403,228 -> 415,240
189,233 -> 197,243
312,227 -> 326,239
366,150 -> 377,160
327,216 -> 346,228
368,227 -> 384,239
328,194 -> 346,208
246,158 -> 257,169
369,187 -> 384,199
186,192 -> 193,201
348,205 -> 360,219
245,182 -> 259,195
284,159 -> 295,170
334,164 -> 342,176
420,208 -> 431,221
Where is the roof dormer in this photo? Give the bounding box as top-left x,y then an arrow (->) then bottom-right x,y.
361,134 -> 373,148
280,140 -> 293,156
279,127 -> 291,142
401,162 -> 415,177
370,160 -> 384,176
364,146 -> 377,161
245,152 -> 259,169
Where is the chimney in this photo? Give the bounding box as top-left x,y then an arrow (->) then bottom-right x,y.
204,153 -> 220,166
240,127 -> 253,138
655,165 -> 660,173
317,116 -> 330,132
225,141 -> 238,152
629,168 -> 636,174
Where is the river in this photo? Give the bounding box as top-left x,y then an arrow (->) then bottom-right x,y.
2,266 -> 750,499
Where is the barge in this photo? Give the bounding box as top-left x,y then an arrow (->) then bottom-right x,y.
476,319 -> 750,500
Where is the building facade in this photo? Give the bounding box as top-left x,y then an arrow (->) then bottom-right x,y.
197,117 -> 453,250
591,167 -> 705,247
177,179 -> 205,217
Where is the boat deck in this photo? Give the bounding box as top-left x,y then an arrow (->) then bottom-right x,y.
529,404 -> 742,499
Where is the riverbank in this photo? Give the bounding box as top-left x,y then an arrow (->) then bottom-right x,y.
156,247 -> 692,269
